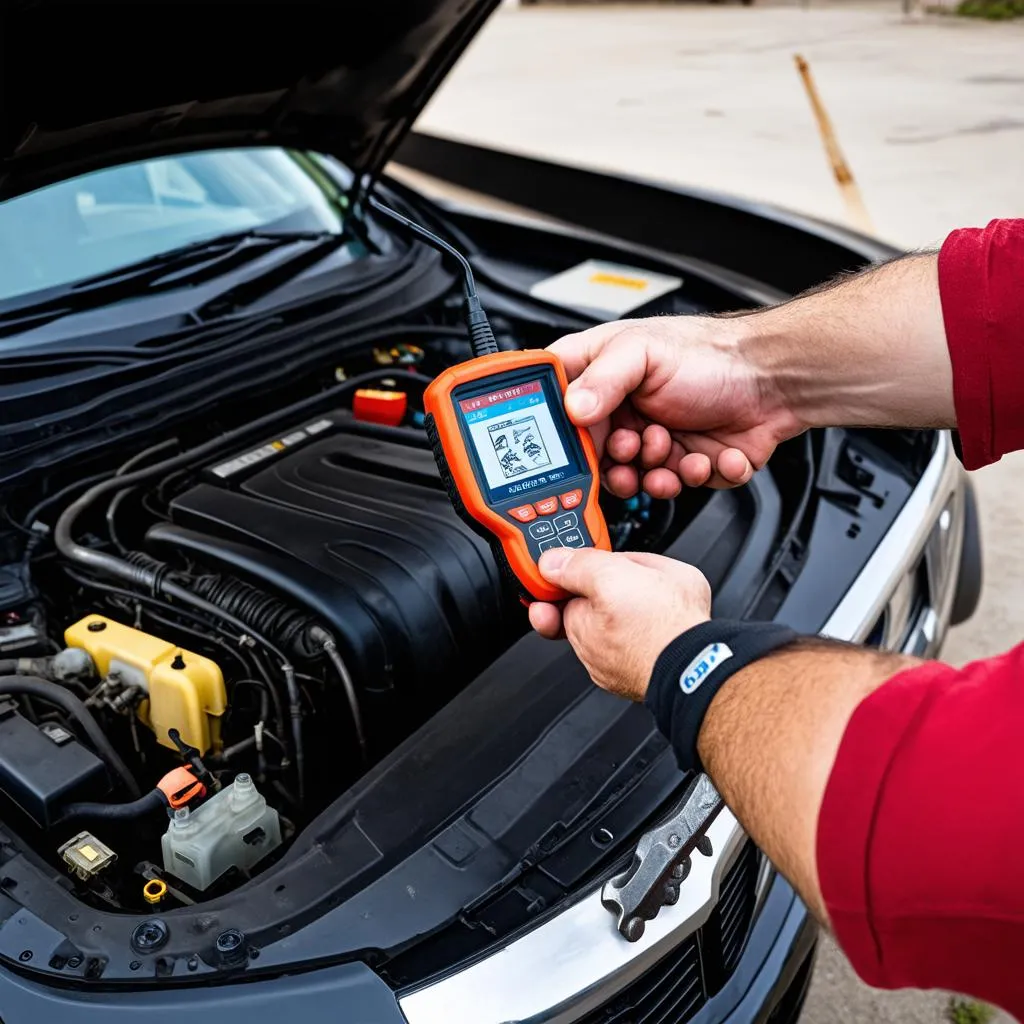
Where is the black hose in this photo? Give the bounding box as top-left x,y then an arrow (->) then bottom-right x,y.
106,438 -> 181,554
17,469 -> 114,536
191,575 -> 317,659
57,788 -> 163,827
0,675 -> 140,798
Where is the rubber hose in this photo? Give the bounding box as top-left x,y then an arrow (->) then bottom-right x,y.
0,675 -> 140,798
57,788 -> 163,827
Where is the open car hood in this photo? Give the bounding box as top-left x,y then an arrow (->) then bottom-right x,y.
0,0 -> 499,201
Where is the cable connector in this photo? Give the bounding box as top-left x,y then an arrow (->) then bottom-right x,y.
465,295 -> 498,356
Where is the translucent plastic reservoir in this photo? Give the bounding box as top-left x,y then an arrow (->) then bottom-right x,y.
161,774 -> 282,891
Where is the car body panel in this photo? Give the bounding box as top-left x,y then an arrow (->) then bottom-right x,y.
0,960 -> 402,1024
394,131 -> 898,293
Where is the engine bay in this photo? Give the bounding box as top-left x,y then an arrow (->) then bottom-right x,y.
0,199 -> 931,969
0,323 -> 687,918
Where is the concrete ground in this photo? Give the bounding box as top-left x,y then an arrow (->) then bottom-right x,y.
401,3 -> 1024,1022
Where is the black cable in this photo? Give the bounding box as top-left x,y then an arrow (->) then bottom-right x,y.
228,677 -> 284,752
56,789 -> 164,828
0,675 -> 140,797
310,626 -> 366,763
160,578 -> 306,804
369,196 -> 499,358
217,679 -> 274,778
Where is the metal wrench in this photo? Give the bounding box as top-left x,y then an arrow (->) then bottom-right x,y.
601,773 -> 724,941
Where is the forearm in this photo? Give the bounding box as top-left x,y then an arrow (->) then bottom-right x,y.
696,640 -> 919,923
738,253 -> 955,432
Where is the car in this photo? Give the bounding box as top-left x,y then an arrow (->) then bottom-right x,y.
0,4 -> 981,1024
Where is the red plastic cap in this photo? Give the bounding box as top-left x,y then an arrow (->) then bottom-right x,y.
353,388 -> 408,427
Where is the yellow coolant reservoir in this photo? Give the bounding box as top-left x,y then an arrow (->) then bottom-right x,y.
64,615 -> 226,754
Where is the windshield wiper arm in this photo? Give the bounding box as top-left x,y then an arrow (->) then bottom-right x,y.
0,230 -> 342,337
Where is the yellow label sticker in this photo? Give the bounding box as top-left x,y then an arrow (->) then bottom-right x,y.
80,845 -> 98,861
589,272 -> 649,290
271,441 -> 286,451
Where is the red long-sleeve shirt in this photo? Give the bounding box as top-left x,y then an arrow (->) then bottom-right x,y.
817,219 -> 1024,1017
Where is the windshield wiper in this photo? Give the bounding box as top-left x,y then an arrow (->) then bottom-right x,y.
0,230 -> 345,337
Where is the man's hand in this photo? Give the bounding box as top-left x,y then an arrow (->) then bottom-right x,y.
549,316 -> 802,496
528,547 -> 711,699
549,255 -> 955,499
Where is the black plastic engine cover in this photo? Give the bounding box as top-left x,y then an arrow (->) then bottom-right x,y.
154,418 -> 506,701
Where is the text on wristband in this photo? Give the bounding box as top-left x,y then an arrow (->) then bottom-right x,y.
679,642 -> 735,694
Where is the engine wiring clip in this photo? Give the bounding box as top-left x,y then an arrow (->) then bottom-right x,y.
601,773 -> 724,942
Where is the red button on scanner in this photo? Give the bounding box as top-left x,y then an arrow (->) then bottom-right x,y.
559,489 -> 583,510
508,504 -> 537,523
533,496 -> 559,516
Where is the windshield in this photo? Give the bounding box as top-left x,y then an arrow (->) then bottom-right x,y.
0,148 -> 348,302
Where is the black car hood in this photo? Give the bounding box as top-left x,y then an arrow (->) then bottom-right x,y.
0,0 -> 499,201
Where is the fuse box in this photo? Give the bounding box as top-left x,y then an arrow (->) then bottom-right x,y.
0,700 -> 108,827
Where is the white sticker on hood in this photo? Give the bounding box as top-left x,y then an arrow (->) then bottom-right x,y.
529,259 -> 682,318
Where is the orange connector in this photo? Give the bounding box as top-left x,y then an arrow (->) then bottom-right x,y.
157,766 -> 206,810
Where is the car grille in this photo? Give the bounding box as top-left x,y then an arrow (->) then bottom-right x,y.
718,841 -> 760,973
576,841 -> 761,1024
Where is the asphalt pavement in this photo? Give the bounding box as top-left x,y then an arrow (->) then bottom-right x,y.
397,3 -> 1024,1020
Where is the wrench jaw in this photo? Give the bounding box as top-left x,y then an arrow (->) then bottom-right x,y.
600,775 -> 724,942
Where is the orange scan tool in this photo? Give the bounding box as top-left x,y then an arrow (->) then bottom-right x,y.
424,349 -> 610,603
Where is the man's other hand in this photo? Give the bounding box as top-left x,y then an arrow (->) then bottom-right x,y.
549,316 -> 801,496
528,548 -> 711,700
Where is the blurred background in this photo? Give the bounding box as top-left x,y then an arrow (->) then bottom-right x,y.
392,3 -> 1024,1021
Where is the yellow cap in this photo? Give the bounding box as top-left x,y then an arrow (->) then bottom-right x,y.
143,878 -> 168,904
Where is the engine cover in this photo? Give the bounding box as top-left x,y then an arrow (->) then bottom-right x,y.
150,414 -> 507,699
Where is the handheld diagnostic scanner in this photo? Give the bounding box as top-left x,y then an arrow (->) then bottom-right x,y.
370,197 -> 610,602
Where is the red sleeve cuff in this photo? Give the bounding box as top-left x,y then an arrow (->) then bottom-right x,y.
815,661 -> 942,986
817,645 -> 1024,1011
939,219 -> 1024,469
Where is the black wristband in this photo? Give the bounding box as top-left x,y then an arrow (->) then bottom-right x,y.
644,619 -> 799,775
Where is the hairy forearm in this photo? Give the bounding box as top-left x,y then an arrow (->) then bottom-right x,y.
739,253 -> 955,432
696,640 -> 920,923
